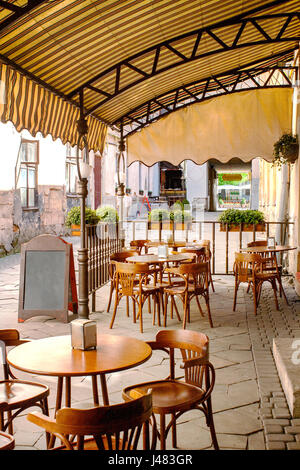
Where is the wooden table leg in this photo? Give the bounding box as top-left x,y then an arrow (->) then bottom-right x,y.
99,374 -> 109,405
92,375 -> 99,405
55,377 -> 63,415
65,377 -> 71,407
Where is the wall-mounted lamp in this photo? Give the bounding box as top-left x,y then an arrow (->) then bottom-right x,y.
116,139 -> 126,197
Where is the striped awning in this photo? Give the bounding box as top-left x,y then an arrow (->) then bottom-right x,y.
0,0 -> 298,149
0,62 -> 107,152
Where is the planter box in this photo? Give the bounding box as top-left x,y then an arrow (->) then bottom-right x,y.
148,222 -> 174,230
148,221 -> 192,231
71,224 -> 80,236
219,223 -> 266,232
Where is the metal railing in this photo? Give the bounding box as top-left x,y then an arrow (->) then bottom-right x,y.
124,219 -> 295,274
86,219 -> 294,310
86,223 -> 124,311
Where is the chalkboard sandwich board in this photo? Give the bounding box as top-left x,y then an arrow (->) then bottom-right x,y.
18,234 -> 78,323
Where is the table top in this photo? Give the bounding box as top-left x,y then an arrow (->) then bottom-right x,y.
127,253 -> 194,264
0,432 -> 14,450
240,245 -> 297,254
7,334 -> 152,378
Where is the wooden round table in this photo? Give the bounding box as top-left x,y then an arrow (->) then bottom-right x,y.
7,334 -> 152,409
240,245 -> 297,254
0,431 -> 15,450
127,253 -> 194,264
145,241 -> 203,251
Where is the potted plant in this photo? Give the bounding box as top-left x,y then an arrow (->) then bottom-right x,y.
65,206 -> 100,236
272,133 -> 299,167
173,209 -> 192,230
219,209 -> 266,232
240,198 -> 246,208
148,208 -> 173,230
126,188 -> 131,195
96,205 -> 119,223
139,190 -> 144,196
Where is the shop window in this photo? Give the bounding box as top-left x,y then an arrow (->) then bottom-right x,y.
15,139 -> 39,208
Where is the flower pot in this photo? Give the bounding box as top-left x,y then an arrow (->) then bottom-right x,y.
174,222 -> 192,230
148,221 -> 174,230
71,224 -> 80,236
220,223 -> 266,232
284,142 -> 299,163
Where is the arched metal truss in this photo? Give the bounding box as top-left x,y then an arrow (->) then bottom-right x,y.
67,10 -> 300,122
119,51 -> 298,137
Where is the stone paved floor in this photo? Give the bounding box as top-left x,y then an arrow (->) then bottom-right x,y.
0,249 -> 300,451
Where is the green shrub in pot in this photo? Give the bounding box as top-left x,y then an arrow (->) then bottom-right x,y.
96,205 -> 119,223
65,206 -> 100,227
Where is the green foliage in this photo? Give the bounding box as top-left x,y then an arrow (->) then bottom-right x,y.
272,133 -> 298,168
96,205 -> 119,222
65,206 -> 100,227
148,208 -> 173,222
241,198 -> 246,205
218,209 -> 265,226
173,210 -> 192,223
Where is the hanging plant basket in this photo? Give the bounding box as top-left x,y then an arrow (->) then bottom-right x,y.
272,133 -> 299,167
283,142 -> 299,163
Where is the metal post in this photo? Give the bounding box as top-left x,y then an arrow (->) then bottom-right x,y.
76,90 -> 90,319
77,178 -> 89,319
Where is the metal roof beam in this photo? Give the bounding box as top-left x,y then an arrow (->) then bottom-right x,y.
0,0 -> 48,33
73,12 -> 299,117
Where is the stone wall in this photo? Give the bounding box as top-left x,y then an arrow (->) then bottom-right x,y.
0,185 -> 75,255
0,190 -> 15,256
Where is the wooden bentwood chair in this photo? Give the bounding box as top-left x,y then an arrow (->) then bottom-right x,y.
106,250 -> 138,313
27,393 -> 156,450
123,329 -> 219,450
0,329 -> 49,435
163,263 -> 213,329
233,252 -> 287,315
110,261 -> 161,333
129,239 -> 149,254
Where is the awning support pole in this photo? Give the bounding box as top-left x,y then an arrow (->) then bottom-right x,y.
76,89 -> 90,319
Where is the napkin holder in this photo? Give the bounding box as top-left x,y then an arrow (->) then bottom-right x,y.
158,244 -> 168,258
71,319 -> 97,350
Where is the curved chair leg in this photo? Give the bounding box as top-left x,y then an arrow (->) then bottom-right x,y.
106,281 -> 114,312
205,295 -> 214,328
233,279 -> 239,311
206,396 -> 219,450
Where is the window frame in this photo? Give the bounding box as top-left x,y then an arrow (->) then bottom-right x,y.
15,139 -> 39,209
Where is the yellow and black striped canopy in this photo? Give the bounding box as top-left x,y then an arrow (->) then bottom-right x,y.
0,0 -> 299,150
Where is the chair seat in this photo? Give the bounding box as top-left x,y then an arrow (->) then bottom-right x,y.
255,272 -> 278,280
0,380 -> 49,411
164,285 -> 207,296
124,380 -> 205,414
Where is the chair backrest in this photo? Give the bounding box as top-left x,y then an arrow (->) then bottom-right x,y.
114,261 -> 150,295
152,330 -> 211,388
28,393 -> 155,450
247,241 -> 267,247
176,262 -> 209,289
234,252 -> 262,282
0,329 -> 29,380
129,240 -> 149,254
181,247 -> 206,263
109,251 -> 138,279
